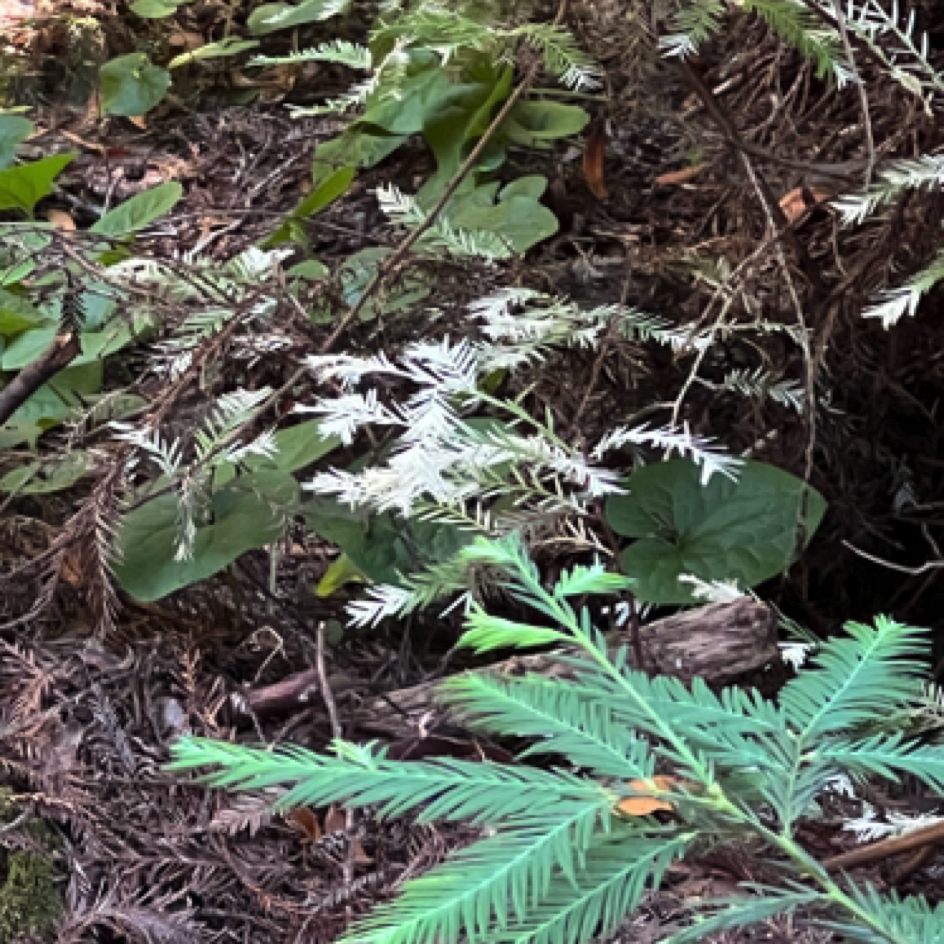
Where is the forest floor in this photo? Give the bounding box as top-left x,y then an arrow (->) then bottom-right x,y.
1,1 -> 944,942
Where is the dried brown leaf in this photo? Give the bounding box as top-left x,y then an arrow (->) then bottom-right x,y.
582,121 -> 609,200
779,185 -> 834,225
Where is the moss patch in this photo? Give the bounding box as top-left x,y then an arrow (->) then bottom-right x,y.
0,791 -> 62,942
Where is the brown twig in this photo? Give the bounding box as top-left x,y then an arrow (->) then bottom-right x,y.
824,819 -> 944,874
315,620 -> 355,907
0,332 -> 82,428
678,61 -> 790,230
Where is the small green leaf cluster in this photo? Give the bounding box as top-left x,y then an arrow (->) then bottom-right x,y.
170,535 -> 944,944
605,458 -> 827,605
0,164 -> 184,450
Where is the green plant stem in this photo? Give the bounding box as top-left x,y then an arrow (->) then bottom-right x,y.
759,820 -> 912,944
512,562 -> 913,944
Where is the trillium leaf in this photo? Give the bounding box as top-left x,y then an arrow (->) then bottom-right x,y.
606,458 -> 827,605
100,54 -> 171,116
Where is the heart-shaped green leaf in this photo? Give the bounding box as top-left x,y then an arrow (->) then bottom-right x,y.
242,419 -> 342,476
447,176 -> 558,252
606,458 -> 827,605
338,247 -> 432,320
0,288 -> 52,334
417,64 -> 512,207
0,452 -> 96,494
503,100 -> 590,149
100,54 -> 171,116
130,0 -> 184,16
304,497 -> 474,586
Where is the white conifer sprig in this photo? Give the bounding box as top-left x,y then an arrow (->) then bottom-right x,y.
345,549 -> 478,628
110,424 -> 183,479
285,39 -> 405,118
677,574 -> 745,604
173,474 -> 206,562
376,185 -> 512,261
301,337 -> 480,447
862,250 -> 944,329
467,288 -> 698,367
250,40 -> 371,70
593,422 -> 742,484
295,390 -> 403,445
660,0 -> 725,58
346,584 -> 421,628
195,388 -> 275,465
844,808 -> 944,843
511,22 -> 604,91
836,0 -> 944,100
834,154 -> 944,225
702,367 -> 806,414
301,336 -> 622,515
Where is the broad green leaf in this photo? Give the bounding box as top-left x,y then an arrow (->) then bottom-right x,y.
234,419 -> 341,478
606,459 -> 827,605
313,131 -> 406,179
0,153 -> 75,216
503,100 -> 590,149
0,114 -> 34,170
500,176 -> 548,200
100,54 -> 171,116
76,288 -> 116,330
248,0 -> 353,35
1,320 -> 138,370
131,0 -> 184,16
260,166 -> 355,249
168,37 -> 260,69
1,384 -> 72,429
1,325 -> 59,369
0,226 -> 50,283
448,176 -> 558,252
304,497 -> 473,585
0,419 -> 45,449
358,54 -> 453,136
53,361 -> 103,400
288,259 -> 329,281
316,553 -> 369,596
418,63 -> 512,207
0,288 -> 51,334
339,247 -> 431,320
114,469 -> 299,601
0,451 -> 95,494
90,181 -> 183,237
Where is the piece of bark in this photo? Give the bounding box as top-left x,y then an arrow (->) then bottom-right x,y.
233,599 -> 777,737
240,668 -> 321,717
353,598 -> 778,739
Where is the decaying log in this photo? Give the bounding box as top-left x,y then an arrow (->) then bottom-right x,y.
351,598 -> 777,738
236,598 -> 778,738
